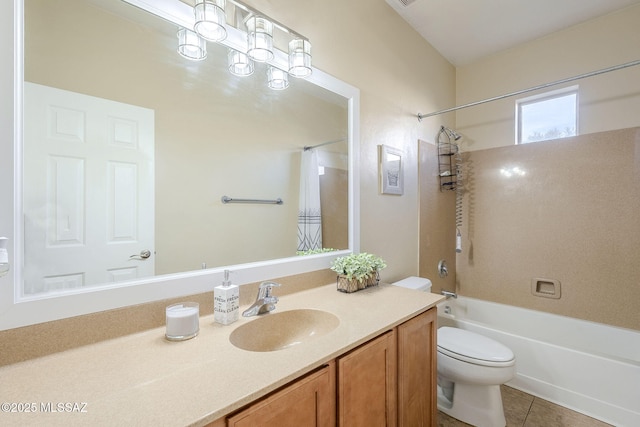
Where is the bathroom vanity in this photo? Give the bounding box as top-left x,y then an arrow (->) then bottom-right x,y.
0,283 -> 443,426
222,308 -> 436,426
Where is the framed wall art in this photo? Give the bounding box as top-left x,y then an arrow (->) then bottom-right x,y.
378,144 -> 404,195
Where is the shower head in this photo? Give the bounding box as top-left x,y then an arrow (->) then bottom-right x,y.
440,126 -> 462,141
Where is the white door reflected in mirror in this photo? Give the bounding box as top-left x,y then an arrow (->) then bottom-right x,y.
23,83 -> 155,296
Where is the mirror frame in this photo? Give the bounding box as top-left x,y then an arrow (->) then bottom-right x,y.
0,0 -> 360,331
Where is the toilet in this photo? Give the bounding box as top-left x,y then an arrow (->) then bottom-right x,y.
391,277 -> 516,427
437,326 -> 515,427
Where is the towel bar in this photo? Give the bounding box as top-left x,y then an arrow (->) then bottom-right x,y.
221,196 -> 283,205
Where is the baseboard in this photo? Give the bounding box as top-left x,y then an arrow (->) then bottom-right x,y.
508,373 -> 640,427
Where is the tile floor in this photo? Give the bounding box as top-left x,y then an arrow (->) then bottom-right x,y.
437,385 -> 613,427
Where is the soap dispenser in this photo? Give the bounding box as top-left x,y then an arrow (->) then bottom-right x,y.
214,270 -> 239,325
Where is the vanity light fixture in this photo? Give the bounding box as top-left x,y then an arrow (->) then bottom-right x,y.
267,66 -> 289,90
288,39 -> 312,78
228,49 -> 254,76
177,28 -> 207,61
194,0 -> 228,42
246,16 -> 274,62
133,0 -> 313,86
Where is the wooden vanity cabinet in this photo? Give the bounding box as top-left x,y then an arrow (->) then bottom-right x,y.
226,363 -> 336,427
211,308 -> 437,427
337,330 -> 397,427
397,308 -> 437,426
335,308 -> 436,427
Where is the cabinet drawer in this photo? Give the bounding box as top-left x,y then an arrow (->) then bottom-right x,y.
227,363 -> 335,427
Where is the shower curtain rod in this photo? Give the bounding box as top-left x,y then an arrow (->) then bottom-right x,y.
417,59 -> 640,121
303,138 -> 345,151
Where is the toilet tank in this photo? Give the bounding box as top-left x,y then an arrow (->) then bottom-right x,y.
391,276 -> 432,293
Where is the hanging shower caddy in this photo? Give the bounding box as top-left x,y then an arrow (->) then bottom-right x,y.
437,126 -> 462,192
438,142 -> 459,191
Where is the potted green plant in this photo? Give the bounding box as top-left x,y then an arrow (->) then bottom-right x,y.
330,252 -> 387,293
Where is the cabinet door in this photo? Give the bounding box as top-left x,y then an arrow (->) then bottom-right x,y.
227,363 -> 335,427
337,330 -> 397,427
397,308 -> 437,427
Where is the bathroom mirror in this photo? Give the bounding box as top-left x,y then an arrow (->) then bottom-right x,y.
0,0 -> 359,329
23,0 -> 349,289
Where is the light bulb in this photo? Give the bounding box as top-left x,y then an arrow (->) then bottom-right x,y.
288,39 -> 312,78
246,16 -> 274,62
194,0 -> 227,42
177,28 -> 207,61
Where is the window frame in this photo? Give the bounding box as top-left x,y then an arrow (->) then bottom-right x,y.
516,85 -> 579,145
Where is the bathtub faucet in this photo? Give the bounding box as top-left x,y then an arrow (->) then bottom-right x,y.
441,290 -> 458,299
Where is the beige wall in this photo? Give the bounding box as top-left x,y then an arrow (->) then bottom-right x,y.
455,3 -> 640,152
256,0 -> 456,282
320,167 -> 349,249
455,128 -> 640,330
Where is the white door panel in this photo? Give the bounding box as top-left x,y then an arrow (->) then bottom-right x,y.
23,82 -> 154,296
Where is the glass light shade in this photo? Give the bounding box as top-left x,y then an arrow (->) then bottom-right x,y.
267,67 -> 289,90
246,16 -> 274,62
194,0 -> 227,42
288,39 -> 312,78
177,28 -> 207,61
228,49 -> 254,76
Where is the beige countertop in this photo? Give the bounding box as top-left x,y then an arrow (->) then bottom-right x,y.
0,283 -> 444,427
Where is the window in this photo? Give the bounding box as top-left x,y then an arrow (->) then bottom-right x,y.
516,86 -> 578,144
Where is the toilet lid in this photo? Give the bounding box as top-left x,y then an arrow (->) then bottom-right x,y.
437,327 -> 515,367
391,276 -> 432,292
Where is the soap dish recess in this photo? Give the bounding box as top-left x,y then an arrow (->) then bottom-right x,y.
531,278 -> 561,299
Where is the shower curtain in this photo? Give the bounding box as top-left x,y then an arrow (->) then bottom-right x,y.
297,149 -> 322,251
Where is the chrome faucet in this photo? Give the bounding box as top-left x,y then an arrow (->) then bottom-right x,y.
441,290 -> 458,299
242,281 -> 281,317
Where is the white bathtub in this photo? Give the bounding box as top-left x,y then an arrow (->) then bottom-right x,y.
437,296 -> 640,427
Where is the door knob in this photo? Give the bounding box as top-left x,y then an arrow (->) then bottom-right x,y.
130,249 -> 151,260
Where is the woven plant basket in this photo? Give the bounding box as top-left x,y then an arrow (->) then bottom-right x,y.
336,270 -> 380,293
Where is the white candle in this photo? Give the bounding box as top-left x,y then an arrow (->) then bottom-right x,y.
165,303 -> 199,341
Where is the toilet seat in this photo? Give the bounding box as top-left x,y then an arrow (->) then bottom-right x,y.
438,327 -> 515,367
